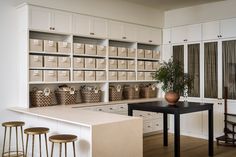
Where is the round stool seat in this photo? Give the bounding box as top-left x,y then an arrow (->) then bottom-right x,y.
49,134 -> 77,143
24,127 -> 49,135
2,121 -> 25,127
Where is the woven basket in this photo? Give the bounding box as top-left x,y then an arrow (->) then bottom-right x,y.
30,88 -> 57,107
81,88 -> 102,103
55,90 -> 78,105
123,85 -> 140,100
109,85 -> 123,101
140,84 -> 158,98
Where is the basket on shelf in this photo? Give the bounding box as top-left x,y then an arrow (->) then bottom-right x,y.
140,84 -> 158,98
55,85 -> 78,105
80,85 -> 102,103
109,85 -> 123,101
123,85 -> 140,100
30,88 -> 57,107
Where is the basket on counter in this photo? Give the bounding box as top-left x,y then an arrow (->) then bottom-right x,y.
123,85 -> 140,100
109,85 -> 123,101
140,84 -> 158,98
55,85 -> 79,105
30,88 -> 57,107
80,85 -> 102,103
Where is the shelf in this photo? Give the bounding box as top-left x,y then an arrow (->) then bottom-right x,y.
138,70 -> 156,72
30,67 -> 71,70
137,58 -> 160,61
109,80 -> 156,83
74,68 -> 106,71
29,81 -> 107,84
30,51 -> 71,56
73,54 -> 106,58
108,56 -> 135,60
109,69 -> 135,71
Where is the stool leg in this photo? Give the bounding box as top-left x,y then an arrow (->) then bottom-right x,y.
2,127 -> 7,157
39,134 -> 42,157
65,143 -> 67,157
25,134 -> 29,156
59,143 -> 62,157
16,127 -> 19,156
73,142 -> 76,157
32,135 -> 35,157
8,127 -> 12,157
50,142 -> 54,157
45,134 -> 49,157
21,126 -> 24,157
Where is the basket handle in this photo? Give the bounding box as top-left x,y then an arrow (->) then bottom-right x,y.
116,85 -> 122,92
70,87 -> 75,94
44,88 -> 51,96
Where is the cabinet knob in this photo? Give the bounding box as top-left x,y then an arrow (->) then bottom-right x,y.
49,27 -> 52,30
149,40 -> 153,43
90,32 -> 95,35
122,37 -> 127,39
169,41 -> 171,44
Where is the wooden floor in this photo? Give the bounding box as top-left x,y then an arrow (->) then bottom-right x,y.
144,134 -> 236,157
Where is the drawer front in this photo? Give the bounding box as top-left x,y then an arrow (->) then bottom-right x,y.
44,56 -> 58,68
137,49 -> 144,58
118,60 -> 127,69
153,50 -> 160,59
144,122 -> 154,133
127,72 -> 136,80
74,43 -> 84,54
145,72 -> 153,80
85,58 -> 96,69
29,70 -> 43,82
73,71 -> 84,81
109,59 -> 117,69
144,50 -> 153,59
58,42 -> 71,54
152,119 -> 163,132
97,45 -> 106,56
73,58 -> 84,68
96,71 -> 106,81
137,72 -> 145,80
96,59 -> 106,69
106,105 -> 119,113
153,62 -> 160,70
58,71 -> 70,81
118,72 -> 127,80
29,39 -> 43,52
109,71 -> 117,80
29,55 -> 43,68
145,61 -> 153,70
85,44 -> 96,55
44,40 -> 57,52
58,57 -> 71,68
116,104 -> 128,112
128,48 -> 136,57
109,46 -> 117,56
137,61 -> 144,70
151,112 -> 163,119
128,60 -> 135,69
118,47 -> 127,57
85,71 -> 95,81
44,70 -> 57,82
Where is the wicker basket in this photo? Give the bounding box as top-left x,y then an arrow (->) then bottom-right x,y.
55,90 -> 78,105
30,88 -> 57,107
81,86 -> 102,103
109,85 -> 123,101
123,85 -> 140,100
140,84 -> 158,98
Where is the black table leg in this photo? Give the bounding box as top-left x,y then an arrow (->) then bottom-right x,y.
209,107 -> 214,156
128,105 -> 133,116
174,113 -> 180,157
163,113 -> 168,146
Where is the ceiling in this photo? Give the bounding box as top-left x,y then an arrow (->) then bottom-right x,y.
122,0 -> 225,10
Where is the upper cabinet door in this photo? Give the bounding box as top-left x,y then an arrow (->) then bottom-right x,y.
202,21 -> 220,40
171,26 -> 187,44
91,17 -> 107,38
73,14 -> 90,36
150,28 -> 162,45
221,18 -> 236,39
108,21 -> 124,40
123,23 -> 137,42
137,26 -> 150,44
53,10 -> 72,33
187,24 -> 202,42
29,6 -> 52,31
163,28 -> 171,44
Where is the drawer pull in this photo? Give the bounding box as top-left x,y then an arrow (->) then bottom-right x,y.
98,109 -> 103,111
149,40 -> 152,43
90,32 -> 95,35
122,37 -> 127,39
148,126 -> 151,128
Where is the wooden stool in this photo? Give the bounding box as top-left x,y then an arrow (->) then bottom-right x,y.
2,121 -> 25,157
49,134 -> 77,157
24,127 -> 49,157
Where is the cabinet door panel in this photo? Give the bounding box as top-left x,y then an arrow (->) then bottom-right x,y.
73,14 -> 90,36
92,17 -> 107,38
187,24 -> 202,42
163,28 -> 171,44
123,23 -> 137,41
221,18 -> 236,38
137,26 -> 149,44
53,11 -> 72,33
171,26 -> 187,44
108,20 -> 123,40
202,21 -> 220,40
150,28 -> 162,45
162,44 -> 172,61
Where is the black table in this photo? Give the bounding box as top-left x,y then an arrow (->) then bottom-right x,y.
128,101 -> 214,157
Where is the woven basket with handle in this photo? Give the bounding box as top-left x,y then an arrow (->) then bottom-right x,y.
109,85 -> 123,101
140,84 -> 158,98
123,85 -> 140,100
55,90 -> 78,105
30,88 -> 57,107
81,86 -> 102,103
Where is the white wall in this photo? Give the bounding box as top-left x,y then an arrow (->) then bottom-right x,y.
165,0 -> 236,27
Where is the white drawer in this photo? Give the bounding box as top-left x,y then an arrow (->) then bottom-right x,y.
29,70 -> 43,82
29,55 -> 43,68
73,71 -> 84,81
85,71 -> 95,81
118,47 -> 127,57
29,39 -> 43,52
145,72 -> 153,80
109,59 -> 117,69
44,70 -> 57,82
145,61 -> 153,70
58,71 -> 70,82
118,71 -> 127,80
58,42 -> 71,54
95,106 -> 109,112
137,61 -> 144,70
137,72 -> 145,80
97,45 -> 106,56
144,122 -> 153,133
44,40 -> 57,52
127,60 -> 135,70
118,60 -> 127,69
74,43 -> 84,54
73,58 -> 84,69
153,50 -> 160,59
96,59 -> 106,69
128,48 -> 136,57
106,105 -> 119,113
44,56 -> 58,68
58,57 -> 71,68
151,112 -> 163,119
116,104 -> 128,112
96,71 -> 106,81
85,58 -> 96,69
144,50 -> 153,59
85,44 -> 96,55
109,46 -> 117,56
109,71 -> 117,81
127,72 -> 136,80
137,49 -> 144,58
152,119 -> 163,131
153,62 -> 160,70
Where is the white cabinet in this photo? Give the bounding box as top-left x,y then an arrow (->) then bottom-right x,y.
221,18 -> 236,39
29,6 -> 72,33
123,23 -> 137,41
92,17 -> 108,38
202,21 -> 220,40
162,44 -> 172,61
171,26 -> 187,44
187,24 -> 202,42
137,26 -> 162,44
163,28 -> 171,44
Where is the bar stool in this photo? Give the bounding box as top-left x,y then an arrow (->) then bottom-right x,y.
24,127 -> 49,157
49,134 -> 77,157
2,121 -> 25,157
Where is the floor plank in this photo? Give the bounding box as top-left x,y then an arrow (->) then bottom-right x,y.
144,134 -> 235,157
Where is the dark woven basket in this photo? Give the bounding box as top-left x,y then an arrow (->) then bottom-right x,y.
123,85 -> 140,100
109,85 -> 123,101
81,89 -> 102,103
140,85 -> 158,98
30,89 -> 57,107
55,90 -> 78,105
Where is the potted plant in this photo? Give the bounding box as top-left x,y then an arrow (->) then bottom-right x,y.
152,58 -> 192,105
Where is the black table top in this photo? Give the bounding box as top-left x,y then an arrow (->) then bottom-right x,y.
128,101 -> 213,114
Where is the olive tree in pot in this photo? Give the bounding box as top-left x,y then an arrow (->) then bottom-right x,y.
152,59 -> 192,105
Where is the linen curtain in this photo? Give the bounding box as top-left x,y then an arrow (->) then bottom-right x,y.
173,45 -> 184,69
204,42 -> 218,98
223,40 -> 236,99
